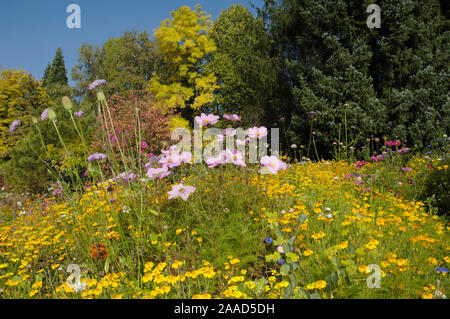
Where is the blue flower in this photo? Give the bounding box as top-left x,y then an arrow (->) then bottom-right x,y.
277,259 -> 285,265
436,267 -> 449,273
264,237 -> 273,244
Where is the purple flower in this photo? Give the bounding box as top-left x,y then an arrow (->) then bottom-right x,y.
74,110 -> 84,118
9,120 -> 20,134
88,79 -> 106,90
355,160 -> 366,168
113,171 -> 137,185
52,187 -> 62,197
401,167 -> 412,172
264,237 -> 273,244
277,259 -> 286,265
88,153 -> 107,162
140,141 -> 148,149
41,108 -> 50,120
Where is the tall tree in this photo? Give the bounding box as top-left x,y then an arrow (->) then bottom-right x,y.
207,4 -> 282,127
258,0 -> 449,156
42,62 -> 51,87
0,69 -> 52,159
71,30 -> 162,101
47,48 -> 69,87
148,5 -> 218,113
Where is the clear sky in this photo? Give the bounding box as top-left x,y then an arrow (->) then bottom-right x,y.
0,0 -> 261,84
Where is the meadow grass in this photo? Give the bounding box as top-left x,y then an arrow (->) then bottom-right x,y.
0,92 -> 448,299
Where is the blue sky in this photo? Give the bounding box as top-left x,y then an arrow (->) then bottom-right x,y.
0,0 -> 261,84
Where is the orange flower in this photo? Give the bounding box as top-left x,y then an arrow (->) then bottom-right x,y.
89,243 -> 108,260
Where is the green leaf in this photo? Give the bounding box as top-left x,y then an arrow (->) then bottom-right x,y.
289,261 -> 299,271
280,264 -> 290,276
104,258 -> 110,273
298,214 -> 308,224
148,209 -> 159,216
288,235 -> 296,246
331,255 -> 339,267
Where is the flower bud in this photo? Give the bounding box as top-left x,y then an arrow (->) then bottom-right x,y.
62,96 -> 72,110
97,91 -> 106,102
48,108 -> 57,120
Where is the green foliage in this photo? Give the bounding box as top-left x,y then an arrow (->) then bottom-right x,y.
207,5 -> 281,127
71,30 -> 162,103
259,0 -> 449,157
2,101 -> 95,193
0,69 -> 52,159
45,48 -> 69,87
420,165 -> 449,217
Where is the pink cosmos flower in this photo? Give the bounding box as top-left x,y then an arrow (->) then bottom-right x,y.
114,171 -> 137,184
205,151 -> 227,168
168,183 -> 196,201
195,113 -> 220,126
260,155 -> 287,174
146,166 -> 171,180
248,127 -> 268,140
159,152 -> 182,168
225,149 -> 246,167
223,128 -> 237,136
180,152 -> 193,164
223,114 -> 241,121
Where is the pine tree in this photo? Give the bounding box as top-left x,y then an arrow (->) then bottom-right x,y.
42,62 -> 51,87
259,0 -> 448,156
47,48 -> 68,87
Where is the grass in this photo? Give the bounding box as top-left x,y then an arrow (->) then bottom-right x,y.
0,154 -> 448,299
0,92 -> 448,299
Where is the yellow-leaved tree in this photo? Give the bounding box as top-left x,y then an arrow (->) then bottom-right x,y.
149,5 -> 218,112
0,69 -> 52,158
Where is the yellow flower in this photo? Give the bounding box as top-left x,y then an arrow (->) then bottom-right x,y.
32,281 -> 43,289
144,262 -> 154,273
311,232 -> 326,240
192,293 -> 211,299
303,249 -> 314,256
229,258 -> 240,265
358,265 -> 370,273
315,280 -> 327,290
422,292 -> 433,299
171,260 -> 184,270
245,281 -> 255,289
428,257 -> 437,265
29,289 -> 39,297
